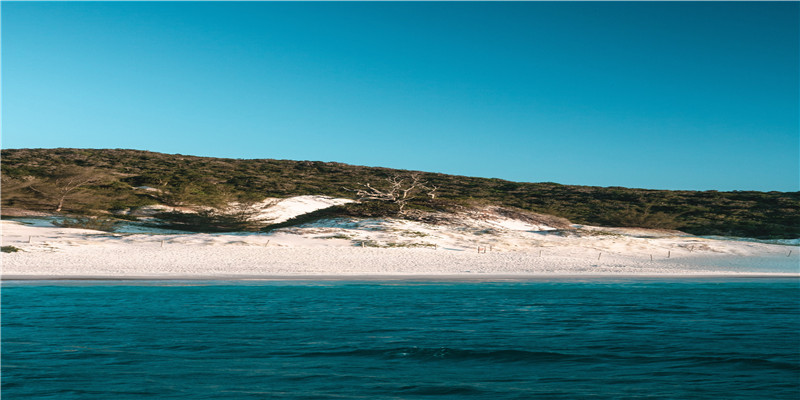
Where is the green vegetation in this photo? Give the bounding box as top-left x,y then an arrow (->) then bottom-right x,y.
52,216 -> 120,232
1,245 -> 21,253
147,209 -> 261,233
2,148 -> 799,238
321,234 -> 351,240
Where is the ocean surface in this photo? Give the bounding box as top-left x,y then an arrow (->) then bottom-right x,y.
2,279 -> 799,399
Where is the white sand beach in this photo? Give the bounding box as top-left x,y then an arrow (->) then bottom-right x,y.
2,198 -> 797,280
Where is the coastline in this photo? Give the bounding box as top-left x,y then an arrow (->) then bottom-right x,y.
3,220 -> 798,280
4,273 -> 798,282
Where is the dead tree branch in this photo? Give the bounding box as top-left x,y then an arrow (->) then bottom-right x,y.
27,167 -> 111,212
347,173 -> 432,214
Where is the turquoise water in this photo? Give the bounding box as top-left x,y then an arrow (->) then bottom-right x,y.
2,279 -> 799,399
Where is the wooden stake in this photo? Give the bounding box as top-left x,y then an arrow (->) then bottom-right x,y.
668,251 -> 671,259
161,240 -> 165,248
539,250 -> 542,257
650,254 -> 653,261
598,252 -> 602,260
789,250 -> 793,257
28,236 -> 32,244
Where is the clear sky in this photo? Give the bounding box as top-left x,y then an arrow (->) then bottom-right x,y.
2,1 -> 798,191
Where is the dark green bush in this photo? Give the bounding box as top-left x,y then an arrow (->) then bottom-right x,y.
149,210 -> 260,233
52,216 -> 121,232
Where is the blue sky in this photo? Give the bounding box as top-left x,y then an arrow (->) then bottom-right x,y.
2,1 -> 798,191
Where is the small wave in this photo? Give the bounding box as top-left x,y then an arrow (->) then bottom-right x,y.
298,347 -> 588,363
674,355 -> 800,371
396,384 -> 487,395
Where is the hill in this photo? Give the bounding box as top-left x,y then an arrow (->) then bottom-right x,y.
1,148 -> 798,238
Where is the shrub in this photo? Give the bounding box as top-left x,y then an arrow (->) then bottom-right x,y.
53,216 -> 120,232
149,210 -> 260,233
1,245 -> 21,253
601,205 -> 680,230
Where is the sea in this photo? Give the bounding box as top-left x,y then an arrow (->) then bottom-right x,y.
2,278 -> 799,399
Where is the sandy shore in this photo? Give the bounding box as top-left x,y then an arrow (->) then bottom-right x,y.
2,220 -> 797,280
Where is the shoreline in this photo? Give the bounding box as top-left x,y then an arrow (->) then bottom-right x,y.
4,273 -> 798,282
3,220 -> 798,280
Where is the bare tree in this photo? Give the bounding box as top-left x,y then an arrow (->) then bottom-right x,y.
27,167 -> 111,212
348,173 -> 436,214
